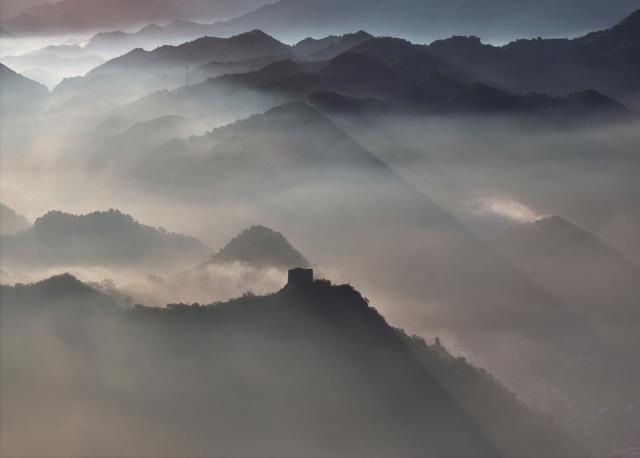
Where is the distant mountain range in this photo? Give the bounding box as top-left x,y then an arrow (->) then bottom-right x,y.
89,101 -> 640,447
0,209 -> 209,270
4,0 -> 638,44
204,0 -> 640,43
108,101 -> 390,197
53,10 -> 640,119
113,52 -> 632,125
1,44 -> 105,88
52,30 -> 373,102
0,272 -> 581,457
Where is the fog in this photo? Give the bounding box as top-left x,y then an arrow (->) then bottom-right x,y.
2,10 -> 640,457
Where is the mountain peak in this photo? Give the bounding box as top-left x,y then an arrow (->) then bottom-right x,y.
211,225 -> 310,269
229,29 -> 285,46
34,273 -> 87,290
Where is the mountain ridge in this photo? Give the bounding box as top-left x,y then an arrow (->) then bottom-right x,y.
1,271 -> 583,457
0,209 -> 210,270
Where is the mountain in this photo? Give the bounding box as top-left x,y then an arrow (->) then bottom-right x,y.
13,0 -> 634,41
211,225 -> 310,268
59,29 -> 377,104
204,0 -> 640,43
92,100 -> 640,455
0,271 -> 582,457
424,9 -> 640,106
0,204 -> 30,235
84,25 -> 374,63
134,8 -> 639,111
114,101 -> 390,195
0,209 -> 209,271
497,215 -> 640,334
124,225 -> 311,305
1,273 -> 118,310
80,10 -> 640,110
53,30 -> 294,102
1,0 -> 272,36
292,30 -> 374,59
0,63 -> 48,114
134,42 -> 632,123
1,51 -> 105,86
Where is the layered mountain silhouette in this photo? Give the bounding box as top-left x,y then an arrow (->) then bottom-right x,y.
50,11 -> 640,117
293,30 -> 374,60
53,30 -> 293,102
107,101 -> 591,337
0,63 -> 48,114
1,45 -> 105,88
0,272 -> 582,457
496,215 -> 640,334
211,225 -> 310,269
203,0 -> 640,43
123,49 -> 632,124
425,10 -> 640,106
5,0 -> 638,42
124,225 -> 311,306
114,101 -> 391,196
91,101 -> 640,455
0,203 -> 30,236
53,30 -> 374,103
0,209 -> 209,270
91,115 -> 195,167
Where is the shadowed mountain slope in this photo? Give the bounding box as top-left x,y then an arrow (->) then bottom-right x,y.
0,273 -> 582,457
0,63 -> 48,114
424,9 -> 640,105
53,30 -> 374,103
497,215 -> 640,333
122,37 -> 633,123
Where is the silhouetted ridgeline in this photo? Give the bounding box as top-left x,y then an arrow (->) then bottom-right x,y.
0,209 -> 209,270
51,10 -> 640,121
0,270 -> 582,457
0,63 -> 48,114
210,225 -> 310,268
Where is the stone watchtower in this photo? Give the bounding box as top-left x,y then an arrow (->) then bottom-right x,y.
287,268 -> 314,288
